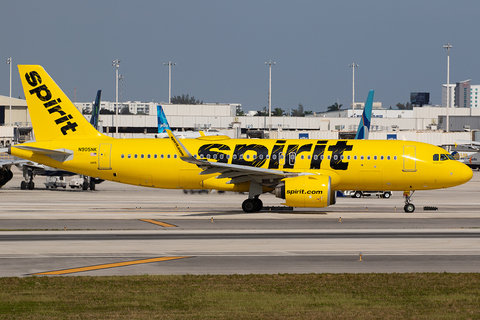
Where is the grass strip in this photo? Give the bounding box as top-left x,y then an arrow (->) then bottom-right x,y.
0,273 -> 479,319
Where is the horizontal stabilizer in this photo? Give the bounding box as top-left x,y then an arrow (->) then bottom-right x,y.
14,145 -> 73,163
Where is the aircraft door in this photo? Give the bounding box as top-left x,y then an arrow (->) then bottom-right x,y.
403,146 -> 417,172
98,143 -> 112,170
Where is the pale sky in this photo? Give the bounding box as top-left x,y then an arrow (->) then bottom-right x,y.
1,0 -> 479,113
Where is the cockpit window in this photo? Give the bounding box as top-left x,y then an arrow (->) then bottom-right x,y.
434,154 -> 454,161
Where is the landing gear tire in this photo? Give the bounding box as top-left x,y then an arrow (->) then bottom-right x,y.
354,191 -> 362,198
90,180 -> 96,190
21,181 -> 26,190
383,192 -> 391,199
404,203 -> 415,213
254,198 -> 263,211
27,181 -> 34,190
82,182 -> 88,191
242,199 -> 256,213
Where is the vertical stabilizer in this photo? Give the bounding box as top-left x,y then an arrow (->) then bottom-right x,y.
90,90 -> 101,130
354,90 -> 374,140
157,105 -> 172,133
18,65 -> 106,141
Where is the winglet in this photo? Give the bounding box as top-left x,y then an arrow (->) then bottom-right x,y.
167,129 -> 193,158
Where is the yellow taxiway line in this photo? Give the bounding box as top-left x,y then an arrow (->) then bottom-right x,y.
31,256 -> 190,275
140,219 -> 178,227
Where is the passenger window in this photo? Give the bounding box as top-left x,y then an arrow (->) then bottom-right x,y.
387,156 -> 391,160
227,154 -> 230,159
333,155 -> 338,160
213,154 -> 217,160
380,156 -> 384,160
239,154 -> 244,160
154,154 -> 158,159
128,154 -> 131,159
220,154 -> 224,160
354,155 -> 357,160
121,154 -> 124,159
266,155 -> 269,159
134,154 -> 138,159
327,155 -> 331,160
174,154 -> 177,159
233,154 -> 237,160
207,154 -> 211,159
308,155 -> 311,160
374,156 -> 377,160
193,155 -> 197,159
141,154 -> 144,159
394,156 -> 397,160
259,154 -> 263,160
340,155 -> 344,160
347,155 -> 351,160
320,155 -> 324,160
367,156 -> 371,160
361,155 -> 364,160
301,155 -> 304,160
161,154 -> 164,159
147,154 -> 151,159
246,155 -> 250,160
167,154 -> 171,159
314,155 -> 318,160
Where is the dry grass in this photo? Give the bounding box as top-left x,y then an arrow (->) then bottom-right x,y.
1,273 -> 480,319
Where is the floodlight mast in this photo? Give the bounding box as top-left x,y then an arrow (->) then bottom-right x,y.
6,57 -> 11,126
265,60 -> 275,131
443,42 -> 452,133
112,59 -> 121,137
163,61 -> 176,103
349,63 -> 359,116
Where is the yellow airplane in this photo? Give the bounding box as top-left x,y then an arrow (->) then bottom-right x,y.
8,65 -> 473,213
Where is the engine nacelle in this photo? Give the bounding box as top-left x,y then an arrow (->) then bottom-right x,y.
274,175 -> 335,208
0,168 -> 13,188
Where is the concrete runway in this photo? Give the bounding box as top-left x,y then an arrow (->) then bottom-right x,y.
1,167 -> 480,276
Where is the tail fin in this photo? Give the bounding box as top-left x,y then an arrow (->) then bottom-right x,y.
90,90 -> 101,130
157,105 -> 172,133
354,90 -> 374,140
18,65 -> 106,141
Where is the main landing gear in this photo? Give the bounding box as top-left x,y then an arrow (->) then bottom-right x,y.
21,167 -> 35,190
403,191 -> 415,213
242,196 -> 263,213
242,180 -> 264,213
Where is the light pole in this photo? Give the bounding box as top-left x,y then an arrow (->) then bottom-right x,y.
163,61 -> 176,103
265,60 -> 275,130
349,63 -> 359,116
112,59 -> 120,137
443,42 -> 452,133
6,57 -> 11,126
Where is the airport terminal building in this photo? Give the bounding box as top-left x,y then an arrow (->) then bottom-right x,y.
1,94 -> 479,146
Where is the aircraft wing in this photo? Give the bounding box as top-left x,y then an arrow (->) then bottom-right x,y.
167,130 -> 290,185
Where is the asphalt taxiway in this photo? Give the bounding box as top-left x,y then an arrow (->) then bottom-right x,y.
1,167 -> 480,276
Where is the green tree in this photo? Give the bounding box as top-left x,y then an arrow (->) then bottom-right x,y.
327,102 -> 342,112
396,102 -> 413,110
120,106 -> 133,115
291,103 -> 305,117
100,108 -> 115,115
171,94 -> 203,105
272,108 -> 285,116
254,106 -> 269,116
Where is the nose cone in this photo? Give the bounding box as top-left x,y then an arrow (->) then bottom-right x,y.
456,161 -> 473,185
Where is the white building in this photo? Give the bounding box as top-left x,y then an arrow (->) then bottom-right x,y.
471,85 -> 480,108
442,84 -> 455,108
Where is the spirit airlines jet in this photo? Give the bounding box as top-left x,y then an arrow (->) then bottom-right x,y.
8,65 -> 473,213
